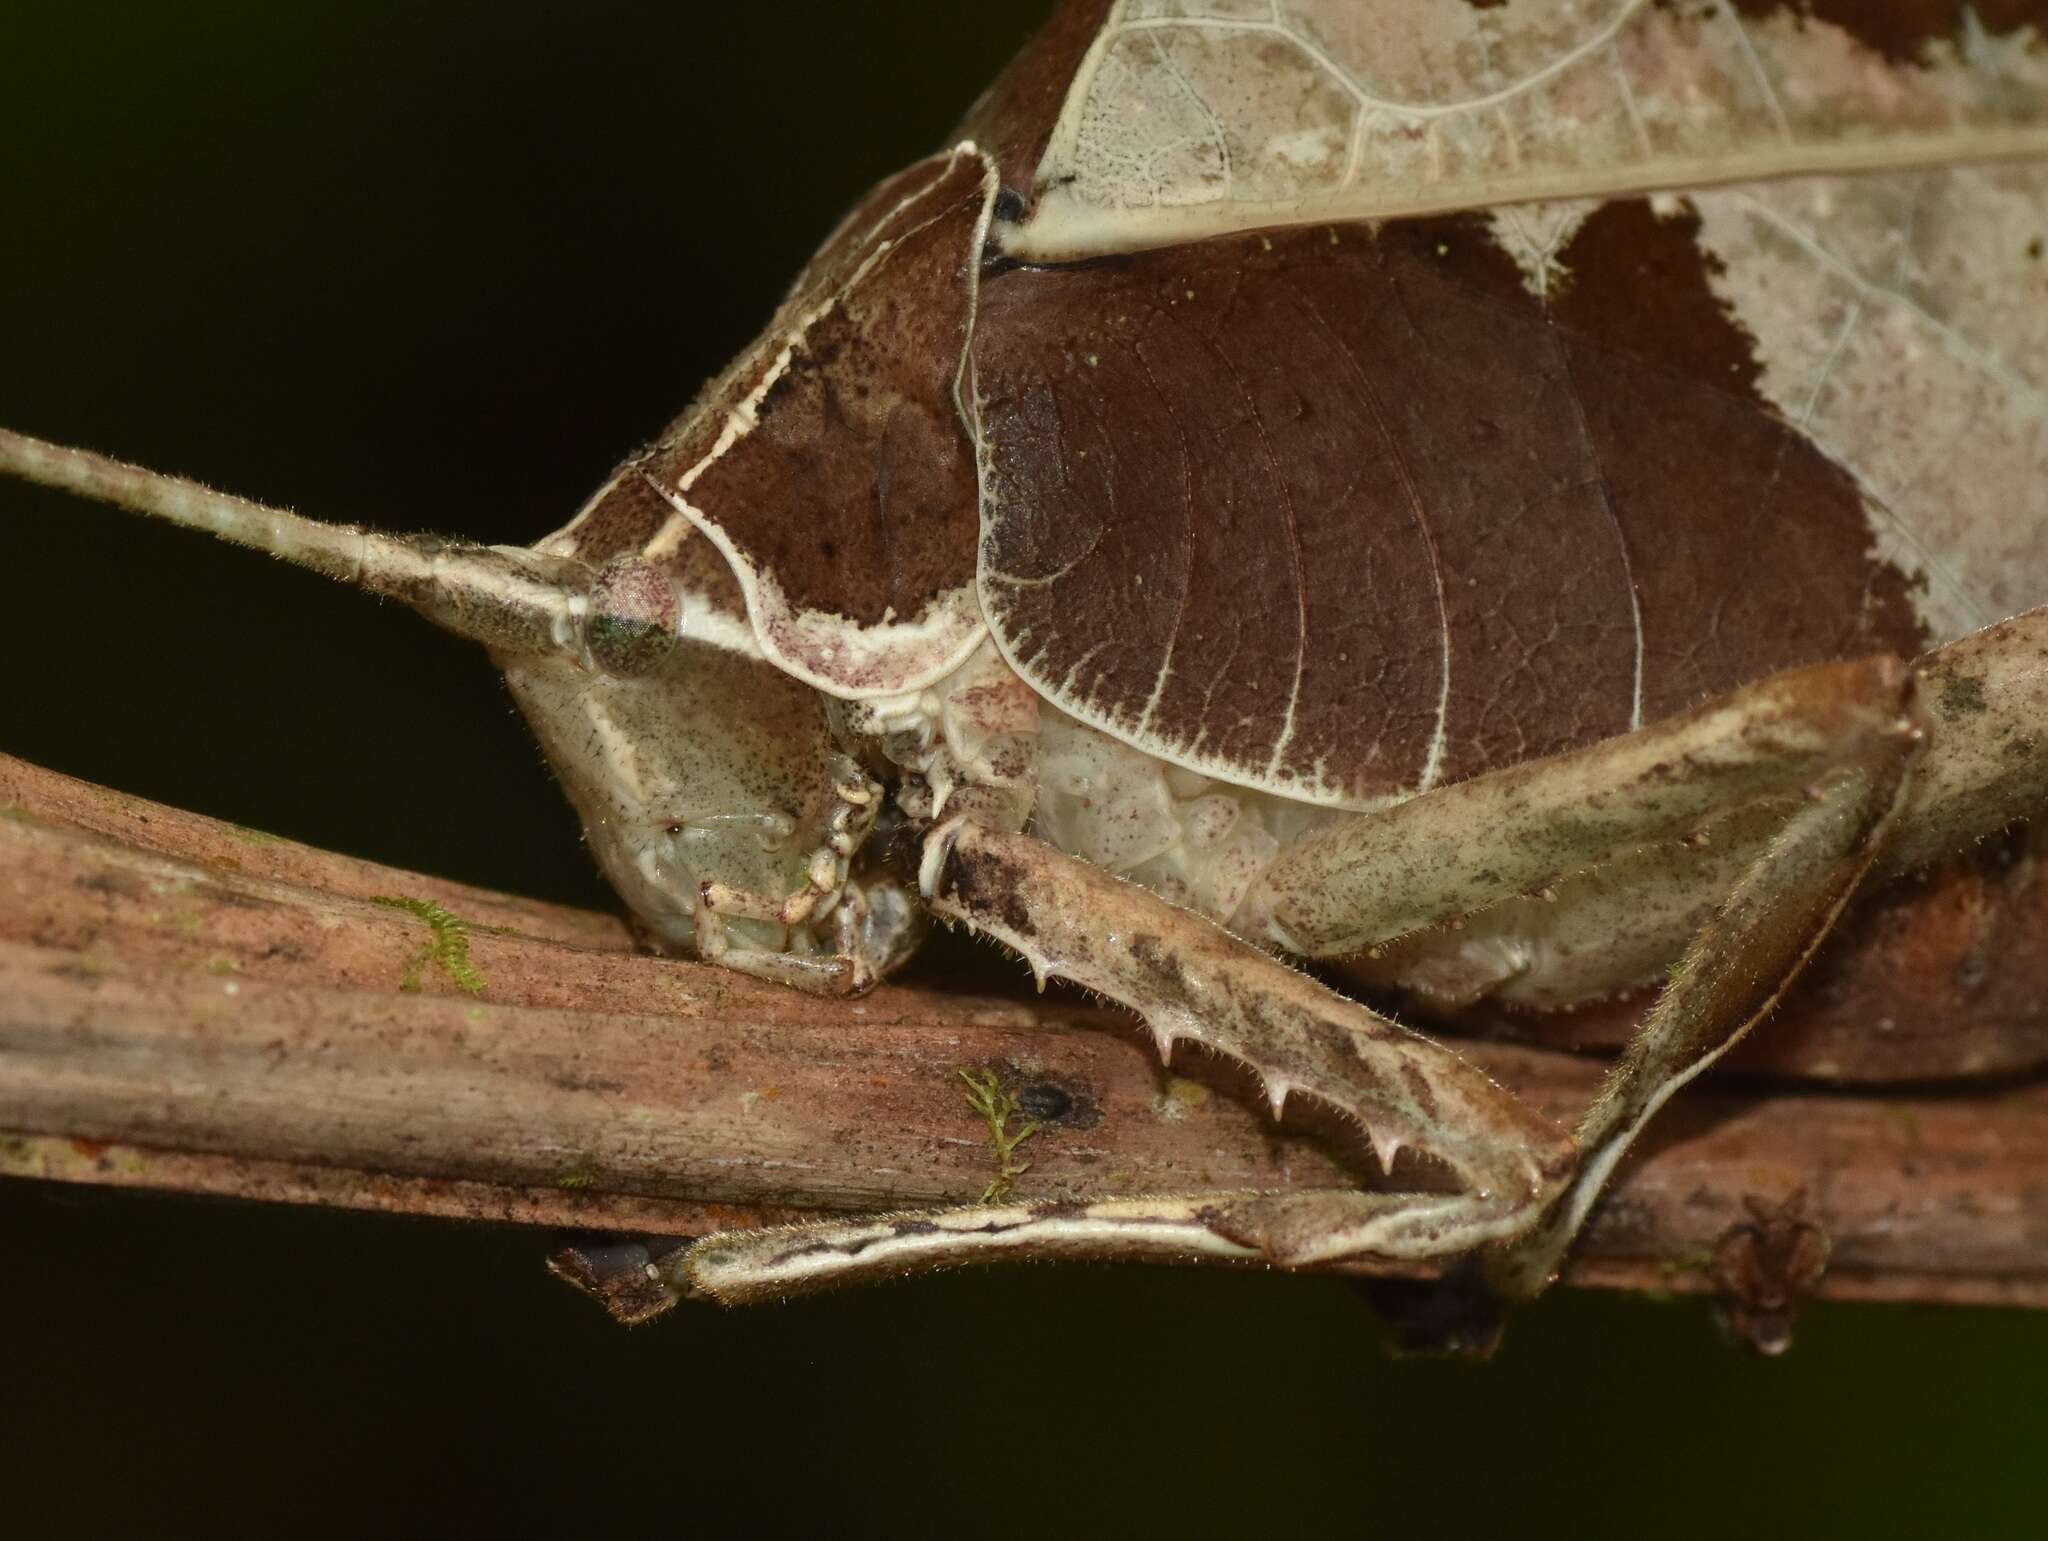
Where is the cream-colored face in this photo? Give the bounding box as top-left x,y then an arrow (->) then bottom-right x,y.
495,634 -> 885,966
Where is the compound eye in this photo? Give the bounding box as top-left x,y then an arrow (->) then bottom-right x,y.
586,558 -> 683,676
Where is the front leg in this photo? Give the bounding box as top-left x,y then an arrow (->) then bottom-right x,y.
691,870 -> 924,997
688,768 -> 906,996
681,818 -> 1574,1303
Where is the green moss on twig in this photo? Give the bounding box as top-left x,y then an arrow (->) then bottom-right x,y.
957,1068 -> 1038,1203
369,895 -> 486,995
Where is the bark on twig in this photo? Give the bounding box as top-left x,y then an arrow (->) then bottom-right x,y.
3,752 -> 2045,1310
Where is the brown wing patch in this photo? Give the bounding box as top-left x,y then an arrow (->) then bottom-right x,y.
974,206 -> 1926,804
677,153 -> 988,631
1547,200 -> 1927,722
538,151 -> 997,696
1730,1 -> 2048,67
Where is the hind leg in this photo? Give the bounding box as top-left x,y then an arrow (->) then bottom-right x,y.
1484,741 -> 1917,1297
1489,610 -> 2048,1293
1253,612 -> 2047,1297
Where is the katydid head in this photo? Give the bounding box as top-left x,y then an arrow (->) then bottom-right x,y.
0,428 -> 917,987
496,607 -> 885,963
484,547 -> 927,988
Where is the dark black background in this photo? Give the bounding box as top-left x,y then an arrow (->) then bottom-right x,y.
3,4 -> 2044,1535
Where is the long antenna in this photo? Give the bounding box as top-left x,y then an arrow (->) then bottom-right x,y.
0,427 -> 584,653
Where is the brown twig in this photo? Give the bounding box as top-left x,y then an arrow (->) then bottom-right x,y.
3,751 -> 2045,1310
